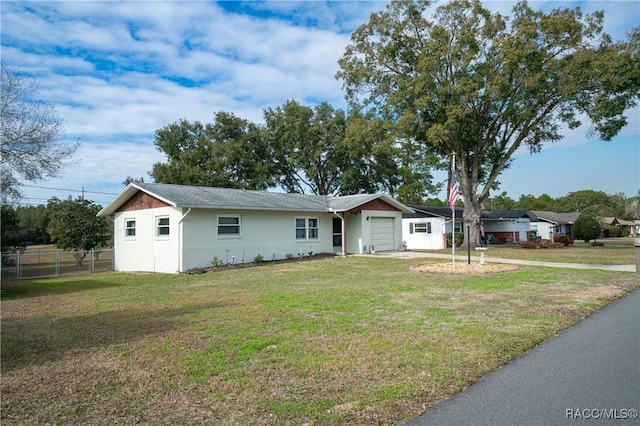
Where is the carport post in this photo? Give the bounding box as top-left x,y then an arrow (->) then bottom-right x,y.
635,238 -> 640,274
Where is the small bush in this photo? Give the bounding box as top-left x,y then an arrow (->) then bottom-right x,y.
211,257 -> 224,267
555,235 -> 574,246
285,253 -> 294,260
519,241 -> 538,249
254,254 -> 264,263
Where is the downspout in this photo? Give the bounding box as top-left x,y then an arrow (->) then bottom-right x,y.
178,208 -> 192,272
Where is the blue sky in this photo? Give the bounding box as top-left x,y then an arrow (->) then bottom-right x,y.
2,0 -> 638,207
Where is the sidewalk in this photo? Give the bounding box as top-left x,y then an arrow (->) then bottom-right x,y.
369,251 -> 637,272
406,288 -> 640,425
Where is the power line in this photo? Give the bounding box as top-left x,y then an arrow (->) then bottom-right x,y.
20,184 -> 118,196
79,154 -> 158,166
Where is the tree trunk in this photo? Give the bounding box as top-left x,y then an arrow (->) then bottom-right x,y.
74,250 -> 88,267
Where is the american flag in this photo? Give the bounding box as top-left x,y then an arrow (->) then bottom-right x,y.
448,178 -> 459,210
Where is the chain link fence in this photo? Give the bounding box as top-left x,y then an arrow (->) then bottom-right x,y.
1,248 -> 113,280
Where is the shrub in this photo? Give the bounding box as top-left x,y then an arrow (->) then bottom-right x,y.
211,257 -> 224,267
446,232 -> 464,248
555,235 -> 574,246
519,241 -> 538,249
253,254 -> 264,263
285,253 -> 294,260
573,215 -> 601,242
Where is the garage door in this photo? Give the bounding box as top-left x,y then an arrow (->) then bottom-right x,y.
370,217 -> 395,251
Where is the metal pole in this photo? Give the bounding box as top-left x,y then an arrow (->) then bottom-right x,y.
467,220 -> 471,264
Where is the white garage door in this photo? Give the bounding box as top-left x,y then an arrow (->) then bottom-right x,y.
370,217 -> 395,251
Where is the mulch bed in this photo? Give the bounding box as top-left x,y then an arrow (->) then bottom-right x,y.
184,253 -> 336,274
410,261 -> 519,274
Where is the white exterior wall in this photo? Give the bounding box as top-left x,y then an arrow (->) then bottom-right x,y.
530,221 -> 554,239
402,217 -> 447,250
180,209 -> 334,271
113,206 -> 182,273
483,219 -> 530,242
347,210 -> 404,254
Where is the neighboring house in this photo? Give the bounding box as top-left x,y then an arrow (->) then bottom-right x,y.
402,206 -> 466,250
97,183 -> 412,273
403,206 -> 534,250
530,211 -> 581,239
602,217 -> 636,237
481,210 -> 536,243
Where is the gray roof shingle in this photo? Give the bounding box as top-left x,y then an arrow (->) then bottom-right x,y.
98,183 -> 413,216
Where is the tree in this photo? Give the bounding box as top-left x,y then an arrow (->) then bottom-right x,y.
486,191 -> 516,211
151,112 -> 275,190
1,205 -> 22,251
516,193 -> 556,211
337,0 -> 639,246
264,100 -> 350,195
1,61 -> 77,202
572,214 -> 601,243
47,197 -> 110,266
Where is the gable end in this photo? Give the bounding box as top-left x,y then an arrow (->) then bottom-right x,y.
117,191 -> 171,212
349,198 -> 400,213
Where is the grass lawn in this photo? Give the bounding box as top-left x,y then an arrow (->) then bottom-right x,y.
2,255 -> 639,425
429,241 -> 636,265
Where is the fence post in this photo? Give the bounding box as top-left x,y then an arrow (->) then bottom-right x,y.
55,251 -> 60,276
91,248 -> 95,273
16,250 -> 21,279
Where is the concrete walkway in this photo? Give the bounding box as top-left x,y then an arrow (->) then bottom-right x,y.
406,289 -> 640,425
369,250 -> 637,272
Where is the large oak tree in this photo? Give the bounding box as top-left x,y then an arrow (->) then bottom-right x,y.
151,111 -> 276,190
337,0 -> 639,245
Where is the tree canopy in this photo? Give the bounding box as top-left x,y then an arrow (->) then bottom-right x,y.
47,196 -> 110,266
337,0 -> 640,245
0,61 -> 77,202
151,112 -> 276,190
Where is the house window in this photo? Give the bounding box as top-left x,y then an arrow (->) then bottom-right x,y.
296,217 -> 319,240
410,222 -> 431,234
218,215 -> 241,236
125,219 -> 136,238
156,216 -> 170,237
454,222 -> 462,233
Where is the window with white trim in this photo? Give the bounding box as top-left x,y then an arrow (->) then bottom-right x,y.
218,215 -> 241,236
296,217 -> 319,240
156,216 -> 170,237
410,222 -> 431,234
125,219 -> 136,238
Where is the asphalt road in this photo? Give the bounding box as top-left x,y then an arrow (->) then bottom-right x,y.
407,289 -> 640,425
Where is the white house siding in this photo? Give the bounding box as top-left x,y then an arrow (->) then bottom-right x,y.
113,206 -> 181,273
403,217 -> 447,250
180,209 -> 334,271
483,219 -> 530,243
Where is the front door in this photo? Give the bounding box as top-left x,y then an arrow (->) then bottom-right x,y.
332,217 -> 342,252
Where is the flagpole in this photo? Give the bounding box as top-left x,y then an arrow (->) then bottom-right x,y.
451,152 -> 456,268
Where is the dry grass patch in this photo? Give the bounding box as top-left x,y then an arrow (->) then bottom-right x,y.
2,257 -> 639,425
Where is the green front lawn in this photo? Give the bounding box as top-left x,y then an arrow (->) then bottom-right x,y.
431,242 -> 636,265
2,255 -> 638,425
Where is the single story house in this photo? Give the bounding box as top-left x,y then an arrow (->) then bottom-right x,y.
601,217 -> 636,237
530,211 -> 581,239
402,206 -> 534,250
97,183 -> 412,273
403,205 -> 473,250
481,210 -> 536,243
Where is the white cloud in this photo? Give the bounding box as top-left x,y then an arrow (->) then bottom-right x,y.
2,0 -> 638,205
